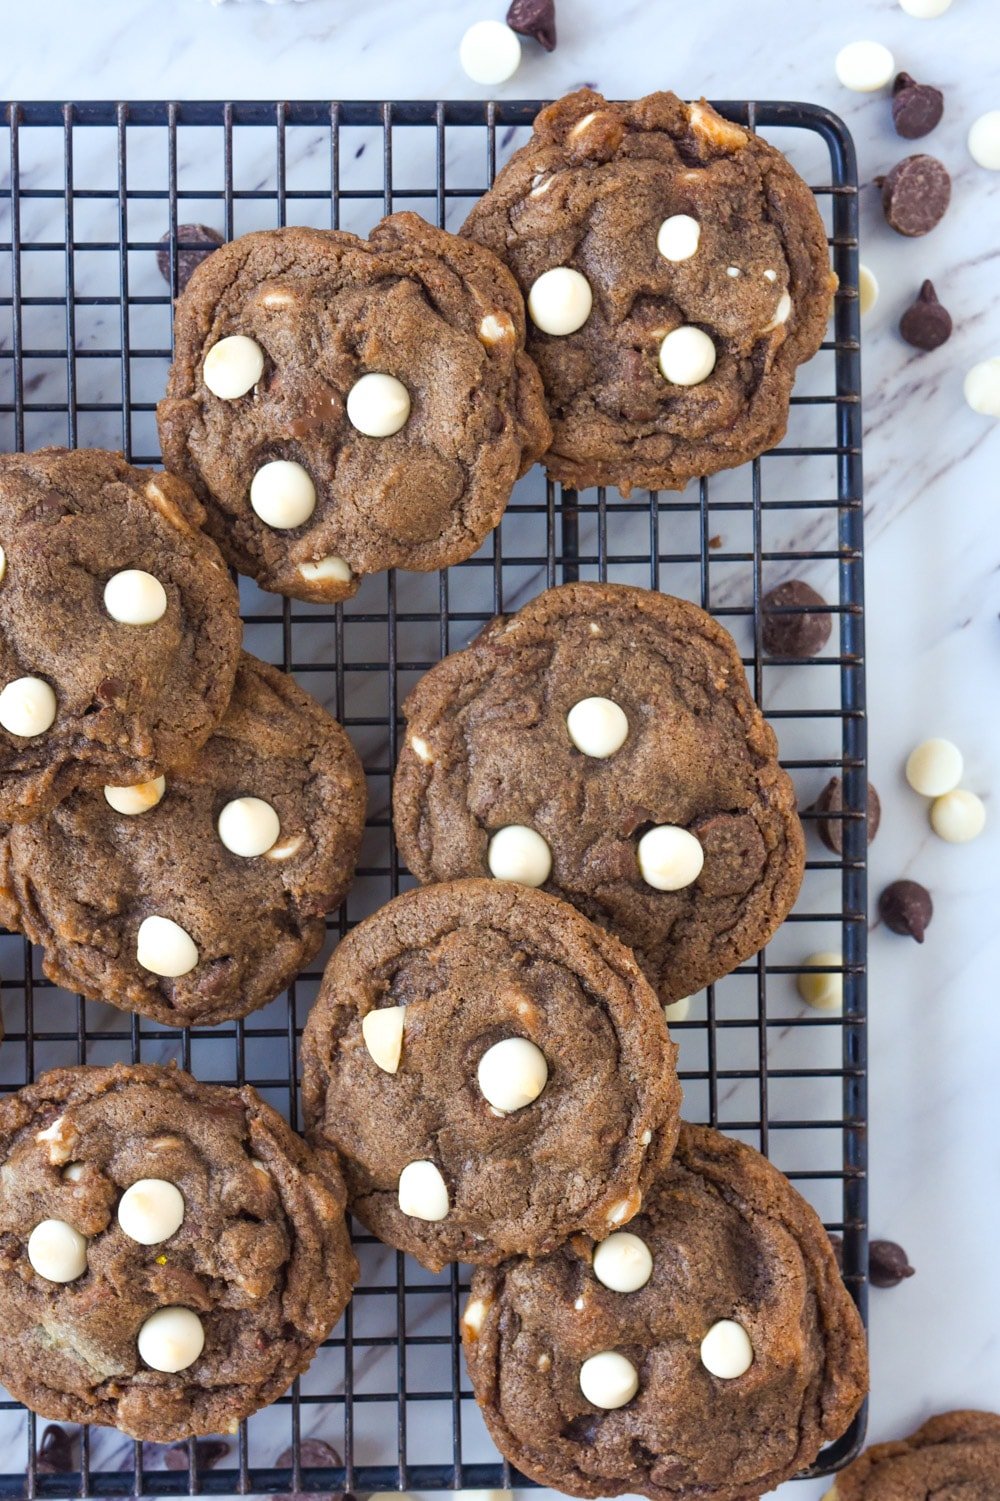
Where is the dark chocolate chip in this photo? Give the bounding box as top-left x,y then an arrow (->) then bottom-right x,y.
808,777 -> 881,853
506,0 -> 556,50
899,279 -> 953,350
36,1425 -> 74,1475
156,224 -> 224,293
95,676 -> 125,704
164,1439 -> 230,1471
891,72 -> 944,140
878,879 -> 933,942
879,154 -> 951,237
869,1239 -> 916,1288
277,1439 -> 342,1469
761,580 -> 832,658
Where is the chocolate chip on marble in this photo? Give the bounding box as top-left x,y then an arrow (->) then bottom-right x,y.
156,224 -> 224,293
891,73 -> 944,139
36,1424 -> 74,1475
506,0 -> 556,50
164,1439 -> 230,1471
277,1439 -> 342,1470
878,154 -> 951,236
899,279 -> 953,350
878,879 -> 933,942
808,777 -> 882,853
869,1239 -> 916,1288
761,580 -> 832,658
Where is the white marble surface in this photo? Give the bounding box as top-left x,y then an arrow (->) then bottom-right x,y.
1,0 -> 999,1496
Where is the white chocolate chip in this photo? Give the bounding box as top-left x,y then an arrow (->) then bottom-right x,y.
579,1351 -> 639,1410
62,1162 -> 85,1183
136,915 -> 199,978
537,1353 -> 551,1372
217,796 -> 280,858
264,832 -> 305,862
298,555 -> 352,584
968,112 -> 1000,170
637,825 -> 704,891
900,0 -> 951,12
36,1116 -> 66,1144
569,112 -> 598,139
658,326 -> 716,386
104,569 -> 168,626
144,479 -> 189,531
592,1232 -> 653,1293
250,1156 -> 270,1178
764,292 -> 793,333
346,372 -> 411,438
104,776 -> 166,816
607,1190 -> 641,1226
763,269 -> 778,283
726,266 -> 741,278
259,286 -> 296,309
905,738 -> 963,796
410,735 -> 433,764
27,1218 -> 88,1283
530,172 -> 554,198
701,1319 -> 754,1378
834,40 -> 895,92
640,1129 -> 652,1145
203,335 -> 265,400
566,697 -> 629,759
477,1037 -> 548,1113
688,102 -> 748,152
797,952 -> 843,1011
479,312 -> 515,346
663,995 -> 691,1024
250,460 -> 316,530
459,19 -> 521,84
858,264 -> 879,316
930,788 -> 986,843
964,358 -> 1000,418
462,1296 -> 490,1337
656,214 -> 700,263
574,1296 -> 586,1310
0,676 -> 56,738
137,1306 -> 205,1373
398,1160 -> 449,1222
528,268 -> 593,337
118,1178 -> 185,1245
487,825 -> 552,887
362,1005 -> 406,1074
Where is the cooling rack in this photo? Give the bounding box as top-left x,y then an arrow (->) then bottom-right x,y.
0,98 -> 868,1497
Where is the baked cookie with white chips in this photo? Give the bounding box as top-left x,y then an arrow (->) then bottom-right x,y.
300,879 -> 681,1272
0,653 -> 365,1025
157,214 -> 551,603
0,1063 -> 356,1441
462,89 -> 836,493
0,448 -> 241,824
462,1123 -> 867,1501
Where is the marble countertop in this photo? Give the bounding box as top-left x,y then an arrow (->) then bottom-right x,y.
1,0 -> 999,1496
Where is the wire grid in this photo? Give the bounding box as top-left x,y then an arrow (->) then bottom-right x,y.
0,99 -> 867,1498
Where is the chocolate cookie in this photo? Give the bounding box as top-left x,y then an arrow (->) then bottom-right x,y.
461,90 -> 836,494
301,879 -> 681,1272
157,215 -> 551,603
462,1123 -> 867,1501
829,1411 -> 1000,1501
0,1063 -> 356,1441
0,449 -> 241,824
393,583 -> 804,1006
0,654 -> 365,1025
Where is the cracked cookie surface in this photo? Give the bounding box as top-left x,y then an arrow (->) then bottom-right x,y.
0,1063 -> 357,1441
301,879 -> 681,1272
157,214 -> 551,602
829,1410 -> 1000,1501
463,1123 -> 867,1501
393,583 -> 804,1005
0,448 -> 241,823
462,90 -> 836,493
0,654 -> 366,1025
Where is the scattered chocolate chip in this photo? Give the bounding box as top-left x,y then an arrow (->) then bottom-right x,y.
277,1439 -> 342,1469
878,879 -> 933,942
899,279 -> 953,350
761,580 -> 832,659
869,1239 -> 916,1289
506,0 -> 556,50
808,777 -> 881,853
164,1439 -> 230,1471
878,154 -> 951,237
95,676 -> 125,704
156,224 -> 224,293
708,533 -> 723,549
891,72 -> 944,139
36,1424 -> 74,1475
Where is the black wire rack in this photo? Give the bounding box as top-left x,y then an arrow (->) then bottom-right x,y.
0,99 -> 867,1498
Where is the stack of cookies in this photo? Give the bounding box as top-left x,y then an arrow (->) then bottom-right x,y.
0,89 -> 868,1496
